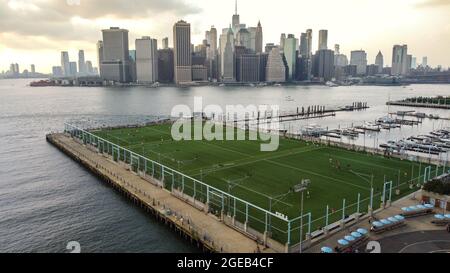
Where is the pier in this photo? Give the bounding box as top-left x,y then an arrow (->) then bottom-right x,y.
229,102 -> 369,124
387,101 -> 450,110
46,133 -> 274,253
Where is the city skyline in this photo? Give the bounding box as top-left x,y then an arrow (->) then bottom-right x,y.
1,0 -> 450,73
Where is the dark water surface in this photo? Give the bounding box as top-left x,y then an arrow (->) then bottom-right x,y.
1,79 -> 449,252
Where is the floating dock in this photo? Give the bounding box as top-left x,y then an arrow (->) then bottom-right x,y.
46,133 -> 274,253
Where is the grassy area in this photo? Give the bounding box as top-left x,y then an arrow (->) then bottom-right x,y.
91,122 -> 436,243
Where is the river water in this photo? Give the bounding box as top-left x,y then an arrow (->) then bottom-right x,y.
1,79 -> 449,252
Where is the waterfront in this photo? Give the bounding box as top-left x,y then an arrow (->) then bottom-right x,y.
1,79 -> 450,252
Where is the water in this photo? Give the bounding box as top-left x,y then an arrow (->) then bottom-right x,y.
1,79 -> 450,253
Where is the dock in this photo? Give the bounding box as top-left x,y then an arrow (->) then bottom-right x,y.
46,133 -> 275,253
387,101 -> 450,109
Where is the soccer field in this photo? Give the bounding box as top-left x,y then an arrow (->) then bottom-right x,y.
91,122 -> 437,244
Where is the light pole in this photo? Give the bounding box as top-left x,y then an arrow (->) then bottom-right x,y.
294,179 -> 311,254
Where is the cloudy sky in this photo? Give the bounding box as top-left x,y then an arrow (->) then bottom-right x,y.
1,0 -> 449,73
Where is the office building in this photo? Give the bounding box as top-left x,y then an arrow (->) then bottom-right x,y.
158,48 -> 174,83
136,37 -> 158,83
266,47 -> 286,82
284,34 -> 297,81
162,37 -> 169,49
318,30 -> 328,50
313,49 -> 334,81
173,20 -> 192,84
101,27 -> 131,82
350,50 -> 368,75
78,50 -> 86,75
391,44 -> 408,75
61,51 -> 70,76
375,51 -> 384,73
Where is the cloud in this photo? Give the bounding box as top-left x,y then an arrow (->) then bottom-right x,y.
416,0 -> 450,8
0,0 -> 201,49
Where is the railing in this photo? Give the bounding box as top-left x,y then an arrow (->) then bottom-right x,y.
63,122 -> 445,252
64,123 -> 295,250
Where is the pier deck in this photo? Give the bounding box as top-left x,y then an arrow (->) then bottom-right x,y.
47,133 -> 272,253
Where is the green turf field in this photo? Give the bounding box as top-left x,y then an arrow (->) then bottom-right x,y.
90,122 -> 438,243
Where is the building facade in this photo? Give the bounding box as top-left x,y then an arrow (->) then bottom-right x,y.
100,27 -> 131,82
173,20 -> 192,84
266,47 -> 286,82
350,50 -> 368,75
136,37 -> 158,83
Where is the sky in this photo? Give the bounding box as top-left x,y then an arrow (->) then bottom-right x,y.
0,0 -> 449,73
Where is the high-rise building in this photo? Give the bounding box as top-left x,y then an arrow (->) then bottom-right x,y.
318,30 -> 328,50
158,48 -> 174,83
407,54 -> 412,72
279,33 -> 286,52
266,47 -> 286,82
299,29 -> 313,80
128,50 -> 137,82
350,50 -> 368,75
69,62 -> 77,76
78,50 -> 86,75
232,0 -> 240,31
422,56 -> 428,67
236,28 -> 251,49
335,53 -> 348,67
208,26 -> 218,58
220,27 -> 235,81
265,43 -> 277,54
136,37 -> 158,83
334,44 -> 340,54
85,61 -> 94,74
61,51 -> 70,76
313,49 -> 334,81
412,57 -> 417,69
375,51 -> 384,73
284,34 -> 297,81
239,54 -> 260,82
162,37 -> 169,49
255,21 -> 263,53
173,20 -> 192,84
391,44 -> 408,75
101,27 -> 131,82
96,41 -> 104,75
30,64 -> 35,74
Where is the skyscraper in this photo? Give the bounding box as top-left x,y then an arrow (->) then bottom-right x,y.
350,50 -> 368,75
69,62 -> 77,76
78,50 -> 86,75
232,0 -> 240,31
173,20 -> 192,84
255,21 -> 263,54
101,27 -> 131,82
61,51 -> 70,76
158,48 -> 174,83
236,28 -> 251,49
266,47 -> 286,82
318,30 -> 328,50
96,41 -> 104,75
422,56 -> 428,67
239,54 -> 260,82
162,37 -> 169,49
375,51 -> 384,73
300,29 -> 313,80
279,33 -> 286,52
136,37 -> 158,83
220,27 -> 235,81
391,44 -> 408,75
30,64 -> 35,74
284,34 -> 297,81
313,49 -> 334,81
